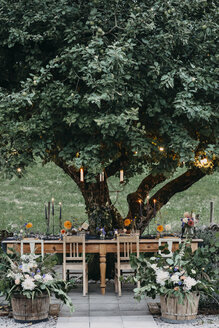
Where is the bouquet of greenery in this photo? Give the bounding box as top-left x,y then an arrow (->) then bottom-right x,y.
130,240 -> 218,304
0,251 -> 74,312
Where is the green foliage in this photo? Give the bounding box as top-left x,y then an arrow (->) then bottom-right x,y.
0,0 -> 218,179
130,240 -> 218,303
0,249 -> 74,312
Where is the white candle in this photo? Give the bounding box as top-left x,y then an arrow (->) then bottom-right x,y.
120,169 -> 124,183
100,172 -> 104,182
80,168 -> 84,182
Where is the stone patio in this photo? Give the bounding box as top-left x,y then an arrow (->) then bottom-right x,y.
56,282 -> 158,328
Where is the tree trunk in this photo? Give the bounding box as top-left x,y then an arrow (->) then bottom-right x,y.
54,160 -> 123,233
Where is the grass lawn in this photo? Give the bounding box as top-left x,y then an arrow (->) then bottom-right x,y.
0,161 -> 218,234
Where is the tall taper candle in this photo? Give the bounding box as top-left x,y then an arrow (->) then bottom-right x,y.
51,198 -> 55,235
80,168 -> 84,182
138,200 -> 143,217
153,199 -> 156,217
45,204 -> 48,220
59,202 -> 62,230
47,202 -> 50,235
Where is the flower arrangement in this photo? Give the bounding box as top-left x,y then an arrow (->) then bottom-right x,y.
0,251 -> 74,312
181,212 -> 198,237
130,240 -> 216,303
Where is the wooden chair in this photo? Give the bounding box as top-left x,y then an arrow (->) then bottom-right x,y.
158,238 -> 181,257
62,235 -> 88,296
20,239 -> 44,258
114,235 -> 140,297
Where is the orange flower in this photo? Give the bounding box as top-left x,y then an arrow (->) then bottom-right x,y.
174,287 -> 179,291
157,225 -> 164,232
26,222 -> 33,229
64,221 -> 72,230
180,276 -> 186,280
61,229 -> 66,235
124,219 -> 131,227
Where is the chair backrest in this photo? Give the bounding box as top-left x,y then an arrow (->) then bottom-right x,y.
117,235 -> 139,262
63,235 -> 86,263
158,238 -> 181,257
20,239 -> 44,258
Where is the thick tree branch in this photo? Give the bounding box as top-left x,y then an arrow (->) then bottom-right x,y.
126,172 -> 166,218
138,167 -> 206,233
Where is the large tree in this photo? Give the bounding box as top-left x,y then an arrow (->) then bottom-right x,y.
0,0 -> 218,233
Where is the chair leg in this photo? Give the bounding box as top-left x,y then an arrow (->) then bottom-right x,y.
114,272 -> 118,294
85,268 -> 88,295
62,265 -> 66,281
118,272 -> 122,297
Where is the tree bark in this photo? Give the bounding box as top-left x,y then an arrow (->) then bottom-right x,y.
54,159 -> 123,233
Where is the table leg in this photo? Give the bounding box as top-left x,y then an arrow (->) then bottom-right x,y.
99,244 -> 107,295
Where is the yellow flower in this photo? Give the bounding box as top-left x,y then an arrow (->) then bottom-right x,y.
124,219 -> 131,227
157,225 -> 164,232
64,221 -> 72,230
26,222 -> 33,229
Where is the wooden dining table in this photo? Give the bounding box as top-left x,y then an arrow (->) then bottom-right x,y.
3,238 -> 202,295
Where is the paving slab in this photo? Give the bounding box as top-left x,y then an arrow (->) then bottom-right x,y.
57,283 -> 157,327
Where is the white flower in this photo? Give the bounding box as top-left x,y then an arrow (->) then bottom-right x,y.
156,270 -> 169,286
15,278 -> 20,285
170,274 -> 180,283
183,218 -> 188,223
22,264 -> 30,273
150,257 -> 156,261
151,264 -> 158,270
43,274 -> 53,282
34,274 -> 42,281
22,278 -> 36,291
191,269 -> 196,274
184,277 -> 197,290
165,224 -> 171,231
14,273 -> 23,280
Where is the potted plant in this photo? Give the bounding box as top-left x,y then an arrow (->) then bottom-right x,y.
0,251 -> 74,323
130,240 -> 217,324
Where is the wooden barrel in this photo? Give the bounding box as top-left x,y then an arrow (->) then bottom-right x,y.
160,292 -> 200,324
11,294 -> 50,323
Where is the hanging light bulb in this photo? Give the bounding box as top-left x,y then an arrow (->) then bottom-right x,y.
80,168 -> 84,182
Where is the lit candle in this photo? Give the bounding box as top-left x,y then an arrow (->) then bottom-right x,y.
153,199 -> 156,217
80,168 -> 84,182
59,202 -> 62,229
51,198 -> 55,216
45,204 -> 47,219
120,169 -> 124,183
138,200 -> 143,216
100,172 -> 104,182
59,202 -> 62,219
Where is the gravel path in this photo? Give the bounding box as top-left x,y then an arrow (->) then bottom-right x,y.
0,316 -> 57,328
154,314 -> 219,327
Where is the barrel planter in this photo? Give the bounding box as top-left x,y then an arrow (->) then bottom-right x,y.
11,294 -> 50,323
160,292 -> 200,324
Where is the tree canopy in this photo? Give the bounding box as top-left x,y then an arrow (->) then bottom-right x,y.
0,0 -> 218,231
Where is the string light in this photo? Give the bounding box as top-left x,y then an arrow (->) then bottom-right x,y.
17,168 -> 22,173
159,147 -> 164,152
195,156 -> 213,169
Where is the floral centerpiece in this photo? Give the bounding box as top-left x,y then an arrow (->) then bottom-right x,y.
130,240 -> 217,323
181,212 -> 198,237
0,251 -> 74,322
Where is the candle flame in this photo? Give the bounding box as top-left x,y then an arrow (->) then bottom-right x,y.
51,198 -> 54,202
153,199 -> 156,203
59,202 -> 62,206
